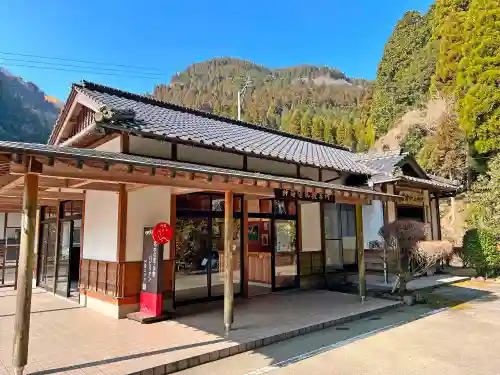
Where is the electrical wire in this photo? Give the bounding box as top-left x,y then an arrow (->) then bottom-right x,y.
0,57 -> 168,77
0,61 -> 166,80
0,51 -> 163,71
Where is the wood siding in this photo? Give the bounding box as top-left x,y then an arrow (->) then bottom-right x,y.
79,259 -> 174,303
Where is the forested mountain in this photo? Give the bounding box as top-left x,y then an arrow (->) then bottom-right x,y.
0,0 -> 497,187
154,0 -> 499,186
154,59 -> 375,150
0,68 -> 61,143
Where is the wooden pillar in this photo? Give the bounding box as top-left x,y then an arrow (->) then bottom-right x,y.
386,184 -> 397,223
1,213 -> 7,285
52,203 -> 61,292
355,204 -> 366,301
242,199 -> 249,298
12,173 -> 39,375
430,195 -> 440,241
116,184 -> 128,262
423,190 -> 432,240
224,191 -> 234,335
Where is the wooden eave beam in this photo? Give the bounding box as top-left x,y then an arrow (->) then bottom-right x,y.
0,190 -> 84,200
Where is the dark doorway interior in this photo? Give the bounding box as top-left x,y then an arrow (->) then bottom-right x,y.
397,206 -> 424,222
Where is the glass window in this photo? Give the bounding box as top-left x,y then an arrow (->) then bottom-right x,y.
42,206 -> 58,220
211,196 -> 242,213
274,200 -> 287,215
62,201 -> 82,217
324,203 -> 341,240
177,194 -> 211,211
274,220 -> 297,288
340,204 -> 356,237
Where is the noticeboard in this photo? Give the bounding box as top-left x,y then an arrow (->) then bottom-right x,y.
142,227 -> 164,295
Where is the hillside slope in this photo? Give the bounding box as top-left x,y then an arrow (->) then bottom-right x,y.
153,58 -> 374,149
0,68 -> 61,143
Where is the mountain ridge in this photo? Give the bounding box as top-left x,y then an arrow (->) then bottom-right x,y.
0,68 -> 62,143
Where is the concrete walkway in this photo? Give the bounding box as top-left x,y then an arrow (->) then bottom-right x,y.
349,273 -> 470,292
0,288 -> 400,375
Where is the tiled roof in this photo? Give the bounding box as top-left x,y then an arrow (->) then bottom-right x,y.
73,81 -> 370,174
0,141 -> 400,200
356,150 -> 459,191
354,149 -> 407,175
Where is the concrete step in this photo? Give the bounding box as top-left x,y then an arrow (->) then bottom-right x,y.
133,298 -> 403,374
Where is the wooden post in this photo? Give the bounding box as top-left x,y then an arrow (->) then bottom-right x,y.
12,172 -> 39,375
52,203 -> 61,293
386,184 -> 397,223
224,191 -> 234,335
355,204 -> 366,301
423,190 -> 432,240
242,199 -> 249,298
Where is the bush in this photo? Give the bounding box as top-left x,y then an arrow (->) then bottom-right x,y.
462,228 -> 500,277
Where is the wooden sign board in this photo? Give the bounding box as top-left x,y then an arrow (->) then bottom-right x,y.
275,188 -> 335,202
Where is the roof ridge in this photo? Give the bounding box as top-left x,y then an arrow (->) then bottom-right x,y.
356,149 -> 404,161
80,80 -> 351,152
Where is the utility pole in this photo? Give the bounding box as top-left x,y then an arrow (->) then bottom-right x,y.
237,77 -> 252,121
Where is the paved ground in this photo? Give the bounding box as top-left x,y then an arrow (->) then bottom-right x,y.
348,272 -> 470,291
0,288 -> 398,375
177,280 -> 500,375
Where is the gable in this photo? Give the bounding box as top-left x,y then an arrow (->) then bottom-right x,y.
48,88 -> 100,146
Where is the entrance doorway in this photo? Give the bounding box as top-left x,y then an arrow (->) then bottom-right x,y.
247,198 -> 299,295
38,202 -> 82,300
323,203 -> 358,272
174,194 -> 243,305
397,206 -> 424,222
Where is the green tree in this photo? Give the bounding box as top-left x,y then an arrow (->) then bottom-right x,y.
467,154 -> 500,234
401,125 -> 428,156
369,9 -> 436,136
431,0 -> 470,95
456,0 -> 500,154
417,103 -> 467,182
311,115 -> 324,140
288,109 -> 301,135
300,110 -> 312,137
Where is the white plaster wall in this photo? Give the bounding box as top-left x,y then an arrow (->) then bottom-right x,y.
321,169 -> 343,184
129,136 -> 172,159
126,186 -> 171,262
247,157 -> 296,177
178,144 -> 244,169
362,200 -> 384,249
95,136 -> 121,152
83,190 -> 119,262
300,166 -> 319,181
300,202 -> 322,252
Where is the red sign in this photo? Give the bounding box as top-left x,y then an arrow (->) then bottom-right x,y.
152,222 -> 172,245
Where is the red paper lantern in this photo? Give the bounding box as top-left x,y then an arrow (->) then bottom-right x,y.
152,222 -> 173,245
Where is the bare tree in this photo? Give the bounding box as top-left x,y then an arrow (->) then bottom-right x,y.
379,220 -> 453,295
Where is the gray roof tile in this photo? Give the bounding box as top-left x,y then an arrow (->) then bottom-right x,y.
75,82 -> 370,174
357,150 -> 459,191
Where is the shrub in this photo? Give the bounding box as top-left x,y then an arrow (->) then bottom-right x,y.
462,228 -> 500,277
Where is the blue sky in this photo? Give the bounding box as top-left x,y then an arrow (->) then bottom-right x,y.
0,0 -> 433,100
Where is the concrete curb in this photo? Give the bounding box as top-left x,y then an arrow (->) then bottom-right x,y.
130,301 -> 402,375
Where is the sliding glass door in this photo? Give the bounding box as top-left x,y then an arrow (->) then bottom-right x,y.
55,221 -> 73,297
324,203 -> 357,272
274,220 -> 298,289
38,222 -> 57,291
174,193 -> 243,305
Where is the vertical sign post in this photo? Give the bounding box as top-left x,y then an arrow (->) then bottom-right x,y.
139,222 -> 172,318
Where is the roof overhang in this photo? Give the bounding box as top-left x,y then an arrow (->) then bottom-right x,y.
0,141 -> 402,210
371,175 -> 459,195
